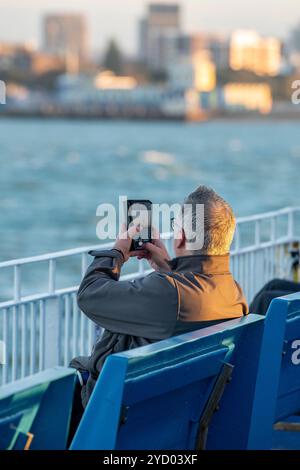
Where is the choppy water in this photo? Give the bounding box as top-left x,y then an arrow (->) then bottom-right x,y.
0,117 -> 299,299
1,117 -> 300,261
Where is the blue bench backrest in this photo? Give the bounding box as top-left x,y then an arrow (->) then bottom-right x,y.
0,367 -> 77,450
71,314 -> 272,450
207,293 -> 300,450
274,293 -> 300,421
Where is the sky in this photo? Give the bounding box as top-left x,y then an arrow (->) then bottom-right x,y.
0,0 -> 299,56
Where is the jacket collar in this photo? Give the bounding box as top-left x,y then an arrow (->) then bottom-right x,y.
167,254 -> 230,274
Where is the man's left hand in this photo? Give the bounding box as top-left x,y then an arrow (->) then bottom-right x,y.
114,224 -> 147,262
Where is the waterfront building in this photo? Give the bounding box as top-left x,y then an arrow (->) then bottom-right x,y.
0,42 -> 64,75
168,51 -> 216,93
178,33 -> 229,71
223,82 -> 273,114
43,14 -> 89,73
230,30 -> 282,76
0,42 -> 33,72
139,3 -> 181,71
94,71 -> 137,90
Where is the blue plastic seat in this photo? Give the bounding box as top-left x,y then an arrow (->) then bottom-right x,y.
2,292 -> 299,450
0,367 -> 77,450
207,293 -> 300,449
271,293 -> 300,449
72,293 -> 300,450
71,313 -> 277,450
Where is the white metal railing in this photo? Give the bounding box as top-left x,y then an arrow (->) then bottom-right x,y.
0,207 -> 300,386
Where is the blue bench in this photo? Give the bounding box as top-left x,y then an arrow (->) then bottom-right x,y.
70,293 -> 289,450
0,367 -> 77,450
271,293 -> 300,449
72,294 -> 300,450
1,293 -> 300,450
199,293 -> 300,450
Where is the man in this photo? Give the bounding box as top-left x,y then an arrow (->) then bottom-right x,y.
70,186 -> 248,408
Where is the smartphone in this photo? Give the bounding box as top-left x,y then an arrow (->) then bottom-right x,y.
127,199 -> 152,250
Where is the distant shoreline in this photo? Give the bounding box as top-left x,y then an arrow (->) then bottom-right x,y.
1,109 -> 300,122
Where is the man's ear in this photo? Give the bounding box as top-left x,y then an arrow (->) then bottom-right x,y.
174,228 -> 186,251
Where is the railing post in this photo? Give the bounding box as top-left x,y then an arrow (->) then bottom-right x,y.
44,296 -> 61,368
288,209 -> 294,240
270,217 -> 276,243
255,220 -> 260,247
1,309 -> 8,385
81,253 -> 89,277
235,225 -> 240,251
14,265 -> 21,302
138,259 -> 144,276
48,259 -> 56,294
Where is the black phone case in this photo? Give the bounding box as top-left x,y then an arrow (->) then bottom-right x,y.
127,199 -> 152,251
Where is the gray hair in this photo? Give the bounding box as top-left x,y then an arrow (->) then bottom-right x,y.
182,186 -> 236,255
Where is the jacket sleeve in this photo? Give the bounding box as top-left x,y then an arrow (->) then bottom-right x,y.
77,249 -> 179,340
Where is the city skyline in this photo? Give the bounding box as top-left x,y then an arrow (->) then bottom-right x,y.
0,0 -> 299,56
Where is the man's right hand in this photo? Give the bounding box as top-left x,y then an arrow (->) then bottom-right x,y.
142,238 -> 171,272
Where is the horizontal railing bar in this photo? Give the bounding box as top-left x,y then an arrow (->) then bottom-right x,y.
0,291 -> 70,309
0,207 -> 299,269
1,236 -> 298,309
0,242 -> 114,268
236,206 -> 300,224
0,269 -> 154,309
231,236 -> 299,256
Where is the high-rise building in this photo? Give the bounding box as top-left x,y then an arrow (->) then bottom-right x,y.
139,3 -> 181,71
178,33 -> 229,70
289,23 -> 300,70
168,50 -> 216,93
207,34 -> 230,71
43,14 -> 89,73
230,30 -> 281,76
